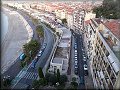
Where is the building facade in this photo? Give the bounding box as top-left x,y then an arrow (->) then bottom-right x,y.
84,19 -> 120,89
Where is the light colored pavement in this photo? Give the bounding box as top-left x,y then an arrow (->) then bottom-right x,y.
1,9 -> 29,74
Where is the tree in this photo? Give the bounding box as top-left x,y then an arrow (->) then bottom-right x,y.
93,0 -> 120,19
49,74 -> 57,85
45,73 -> 51,83
3,78 -> 11,87
38,67 -> 44,79
39,78 -> 47,86
36,25 -> 44,37
23,40 -> 40,58
59,75 -> 68,85
32,80 -> 40,89
20,61 -> 26,68
71,81 -> 78,88
57,69 -> 60,82
72,77 -> 76,82
62,18 -> 67,24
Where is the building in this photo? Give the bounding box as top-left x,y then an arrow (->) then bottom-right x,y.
73,9 -> 85,33
84,18 -> 120,89
48,27 -> 71,74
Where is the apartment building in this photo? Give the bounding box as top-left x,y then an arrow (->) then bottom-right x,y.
73,9 -> 85,33
84,18 -> 120,89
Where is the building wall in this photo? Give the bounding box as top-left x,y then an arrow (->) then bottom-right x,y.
50,62 -> 63,73
84,19 -> 120,89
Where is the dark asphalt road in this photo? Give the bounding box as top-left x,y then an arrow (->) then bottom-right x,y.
74,32 -> 85,89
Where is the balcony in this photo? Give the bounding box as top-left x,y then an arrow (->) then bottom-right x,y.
99,31 -> 120,61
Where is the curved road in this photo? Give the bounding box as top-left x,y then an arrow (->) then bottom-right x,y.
2,7 -> 55,88
9,9 -> 55,88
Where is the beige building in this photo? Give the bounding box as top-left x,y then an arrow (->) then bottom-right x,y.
84,18 -> 120,89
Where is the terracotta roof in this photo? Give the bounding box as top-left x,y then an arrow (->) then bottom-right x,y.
85,20 -> 90,25
103,20 -> 120,40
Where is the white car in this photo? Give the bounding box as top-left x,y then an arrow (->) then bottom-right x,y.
75,50 -> 77,53
75,54 -> 77,57
84,64 -> 88,70
39,50 -> 42,54
75,61 -> 78,64
75,58 -> 77,61
83,58 -> 86,61
75,63 -> 77,66
75,66 -> 78,69
83,56 -> 86,59
75,52 -> 77,54
75,56 -> 77,59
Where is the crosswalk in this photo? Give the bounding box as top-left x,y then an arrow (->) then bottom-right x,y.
22,71 -> 38,80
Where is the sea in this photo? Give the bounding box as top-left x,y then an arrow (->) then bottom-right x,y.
1,12 -> 8,42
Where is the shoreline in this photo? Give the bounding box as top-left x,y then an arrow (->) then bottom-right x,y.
1,7 -> 31,74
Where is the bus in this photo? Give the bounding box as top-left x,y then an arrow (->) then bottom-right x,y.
19,53 -> 26,61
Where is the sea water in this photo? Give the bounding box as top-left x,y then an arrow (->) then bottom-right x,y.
1,12 -> 8,41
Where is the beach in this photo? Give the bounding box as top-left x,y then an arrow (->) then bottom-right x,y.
1,8 -> 29,74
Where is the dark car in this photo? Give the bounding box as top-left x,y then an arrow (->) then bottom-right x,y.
84,70 -> 88,76
79,76 -> 84,84
74,68 -> 78,75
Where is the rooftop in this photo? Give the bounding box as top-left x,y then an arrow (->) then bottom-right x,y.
58,38 -> 70,47
52,57 -> 63,64
103,19 -> 120,40
55,47 -> 69,58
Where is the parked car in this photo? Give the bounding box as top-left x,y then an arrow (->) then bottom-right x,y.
79,76 -> 84,84
83,56 -> 86,59
75,54 -> 77,57
74,65 -> 78,69
84,70 -> 88,76
75,52 -> 77,55
75,50 -> 77,53
83,58 -> 87,61
75,58 -> 77,61
84,64 -> 88,70
75,61 -> 78,64
75,56 -> 77,59
75,63 -> 77,66
74,68 -> 78,74
74,45 -> 77,49
19,53 -> 26,61
41,43 -> 47,50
